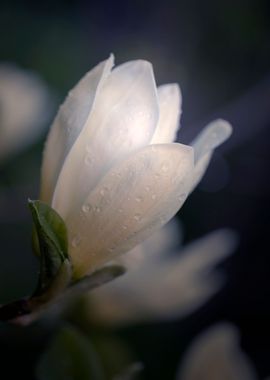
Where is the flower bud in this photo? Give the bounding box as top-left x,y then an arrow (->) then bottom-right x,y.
41,55 -> 232,278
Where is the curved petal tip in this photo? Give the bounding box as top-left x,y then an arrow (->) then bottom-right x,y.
108,53 -> 115,66
192,119 -> 233,162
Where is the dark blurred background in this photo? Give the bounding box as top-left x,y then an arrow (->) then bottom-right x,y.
0,0 -> 270,379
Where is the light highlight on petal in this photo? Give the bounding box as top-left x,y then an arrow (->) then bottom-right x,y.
151,84 -> 182,144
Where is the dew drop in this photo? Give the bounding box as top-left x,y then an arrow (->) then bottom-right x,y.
100,187 -> 109,196
135,196 -> 143,203
159,215 -> 167,224
84,153 -> 94,166
122,225 -> 128,230
151,193 -> 157,200
134,213 -> 141,221
71,234 -> 81,248
82,203 -> 91,213
177,193 -> 186,202
94,206 -> 101,213
161,162 -> 169,172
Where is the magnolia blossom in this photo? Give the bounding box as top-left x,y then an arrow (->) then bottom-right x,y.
0,63 -> 50,161
176,323 -> 259,380
88,227 -> 237,325
40,54 -> 232,278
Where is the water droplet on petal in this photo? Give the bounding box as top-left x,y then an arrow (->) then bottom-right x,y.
161,162 -> 169,172
100,187 -> 109,196
82,203 -> 91,213
94,206 -> 101,213
134,213 -> 141,221
151,193 -> 157,200
177,193 -> 186,202
71,234 -> 82,248
135,196 -> 143,203
84,153 -> 94,166
159,215 -> 167,224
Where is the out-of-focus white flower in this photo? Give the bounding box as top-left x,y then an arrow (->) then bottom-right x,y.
176,323 -> 258,380
0,63 -> 51,161
86,228 -> 237,325
115,218 -> 184,270
40,54 -> 232,278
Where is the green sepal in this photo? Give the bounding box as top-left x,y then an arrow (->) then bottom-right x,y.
28,199 -> 70,296
36,325 -> 105,380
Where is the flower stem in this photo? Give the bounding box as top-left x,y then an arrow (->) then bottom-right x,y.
0,298 -> 32,322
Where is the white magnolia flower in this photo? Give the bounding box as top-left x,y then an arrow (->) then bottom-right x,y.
0,63 -> 50,161
87,227 -> 237,325
176,323 -> 258,380
40,54 -> 232,278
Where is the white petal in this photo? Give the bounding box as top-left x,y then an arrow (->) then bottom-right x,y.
116,218 -> 183,270
89,229 -> 237,325
65,143 -> 194,278
191,119 -> 232,163
52,60 -> 159,218
189,152 -> 212,192
151,84 -> 182,144
189,119 -> 232,191
177,324 -> 257,380
40,55 -> 114,203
